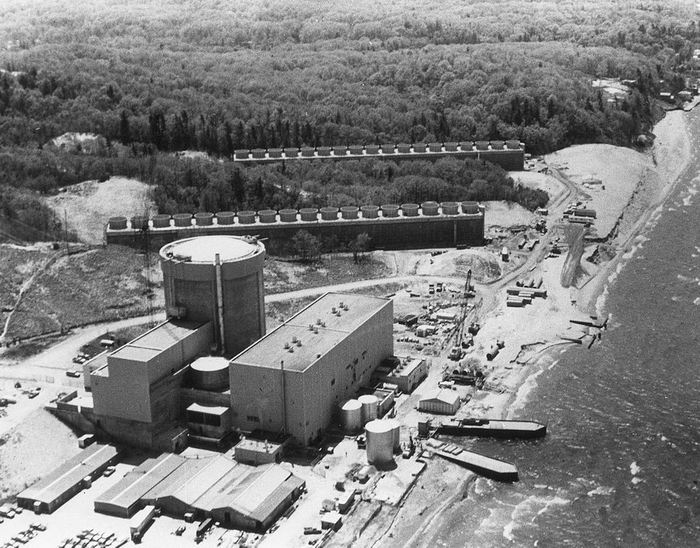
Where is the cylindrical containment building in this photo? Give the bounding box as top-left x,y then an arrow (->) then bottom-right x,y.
365,420 -> 396,466
189,356 -> 230,391
160,235 -> 266,357
358,394 -> 379,424
340,399 -> 363,433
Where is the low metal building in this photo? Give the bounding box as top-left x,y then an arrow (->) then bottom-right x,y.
384,358 -> 428,393
418,389 -> 461,415
18,444 -> 121,514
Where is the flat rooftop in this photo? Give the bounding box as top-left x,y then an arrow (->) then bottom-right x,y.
231,293 -> 390,372
108,319 -> 207,362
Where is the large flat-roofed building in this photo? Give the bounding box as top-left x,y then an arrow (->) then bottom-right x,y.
90,319 -> 213,448
229,293 -> 393,445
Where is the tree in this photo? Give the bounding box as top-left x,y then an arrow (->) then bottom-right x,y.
292,230 -> 321,263
348,232 -> 371,263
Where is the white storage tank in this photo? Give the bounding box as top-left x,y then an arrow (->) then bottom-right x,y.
358,394 -> 378,424
340,399 -> 362,433
365,420 -> 395,466
190,356 -> 230,391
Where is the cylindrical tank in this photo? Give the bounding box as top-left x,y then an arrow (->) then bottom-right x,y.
428,142 -> 442,152
152,214 -> 171,228
252,148 -> 266,159
216,211 -> 235,225
366,144 -> 380,155
279,209 -> 298,223
390,420 -> 401,451
130,215 -> 148,230
358,394 -> 379,424
173,213 -> 193,227
195,212 -> 214,226
268,148 -> 283,158
441,201 -> 459,215
284,148 -> 299,158
349,145 -> 363,155
340,206 -> 358,219
160,235 -> 266,357
413,143 -> 427,153
299,208 -> 318,222
317,146 -> 331,157
397,143 -> 411,153
380,144 -> 395,154
461,201 -> 479,214
401,203 -> 419,217
381,204 -> 399,218
108,216 -> 128,230
340,399 -> 362,433
365,420 -> 395,466
237,211 -> 256,224
301,147 -> 315,157
234,149 -> 249,160
189,356 -> 230,390
361,205 -> 379,219
258,210 -> 277,223
320,207 -> 338,221
421,201 -> 439,216
444,142 -> 459,152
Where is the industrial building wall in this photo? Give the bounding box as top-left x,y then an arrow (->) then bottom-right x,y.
229,363 -> 284,434
91,361 -> 152,423
221,272 -> 265,356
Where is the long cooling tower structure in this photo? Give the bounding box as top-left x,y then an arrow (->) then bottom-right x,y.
160,235 -> 266,357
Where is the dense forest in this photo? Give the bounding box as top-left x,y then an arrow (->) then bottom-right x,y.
0,0 -> 697,240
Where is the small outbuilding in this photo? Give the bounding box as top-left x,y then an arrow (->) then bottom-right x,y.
418,389 -> 461,415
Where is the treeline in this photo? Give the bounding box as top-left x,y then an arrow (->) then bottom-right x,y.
0,185 -> 66,241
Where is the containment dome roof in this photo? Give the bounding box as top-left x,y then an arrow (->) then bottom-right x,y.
160,235 -> 263,263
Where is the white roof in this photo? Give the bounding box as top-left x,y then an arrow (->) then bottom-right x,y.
421,389 -> 460,405
187,403 -> 229,416
163,236 -> 261,263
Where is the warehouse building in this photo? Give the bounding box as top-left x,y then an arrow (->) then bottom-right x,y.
94,453 -> 304,531
383,357 -> 429,393
229,293 -> 393,445
17,443 -> 121,514
418,389 -> 462,415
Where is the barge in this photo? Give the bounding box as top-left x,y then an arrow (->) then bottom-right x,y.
425,439 -> 518,482
436,417 -> 547,439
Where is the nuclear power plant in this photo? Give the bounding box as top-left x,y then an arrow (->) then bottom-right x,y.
75,234 -> 395,452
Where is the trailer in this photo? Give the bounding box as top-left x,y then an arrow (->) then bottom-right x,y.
129,505 -> 156,543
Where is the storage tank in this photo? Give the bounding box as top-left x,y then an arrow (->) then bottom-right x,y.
401,203 -> 419,217
216,211 -> 235,225
421,201 -> 439,216
381,204 -> 399,218
358,394 -> 379,424
300,208 -> 318,222
108,216 -> 128,230
190,356 -> 230,391
173,213 -> 193,227
380,144 -> 395,154
152,214 -> 171,228
320,207 -> 338,221
237,211 -> 256,224
361,205 -> 379,219
341,206 -> 358,219
365,420 -> 395,466
160,235 -> 266,356
441,202 -> 459,215
461,201 -> 480,214
279,209 -> 298,223
195,212 -> 214,226
340,399 -> 362,433
258,210 -> 277,223
390,420 -> 401,451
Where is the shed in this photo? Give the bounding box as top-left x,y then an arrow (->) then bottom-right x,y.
418,389 -> 461,415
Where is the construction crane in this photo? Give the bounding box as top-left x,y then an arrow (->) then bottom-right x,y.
448,269 -> 474,360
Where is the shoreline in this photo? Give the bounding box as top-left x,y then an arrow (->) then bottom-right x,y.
368,108 -> 695,547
